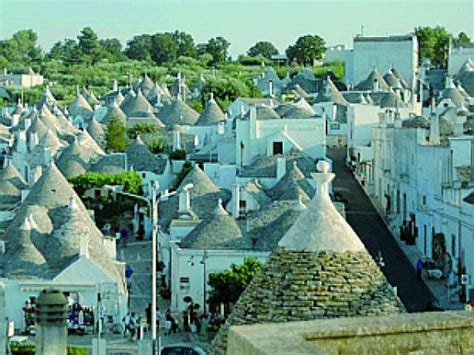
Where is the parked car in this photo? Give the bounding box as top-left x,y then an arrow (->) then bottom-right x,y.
161,343 -> 206,355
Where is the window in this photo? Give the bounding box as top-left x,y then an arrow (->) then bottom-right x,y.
180,277 -> 190,291
330,122 -> 340,130
273,141 -> 283,155
423,195 -> 426,205
452,235 -> 456,257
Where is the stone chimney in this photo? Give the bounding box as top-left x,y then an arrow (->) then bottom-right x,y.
24,117 -> 32,132
178,183 -> 193,213
172,129 -> 181,150
268,80 -> 274,97
16,130 -> 27,153
43,147 -> 52,167
394,102 -> 402,128
373,78 -> 379,92
232,183 -> 240,218
429,98 -> 440,145
112,79 -> 118,92
276,156 -> 286,181
28,132 -> 38,152
35,289 -> 68,355
79,232 -> 89,258
28,165 -> 42,187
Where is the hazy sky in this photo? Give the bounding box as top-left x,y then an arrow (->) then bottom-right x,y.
1,0 -> 473,57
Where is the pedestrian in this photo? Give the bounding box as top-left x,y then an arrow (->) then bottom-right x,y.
416,258 -> 423,280
189,319 -> 198,342
122,312 -> 131,336
164,318 -> 172,336
145,303 -> 151,331
129,312 -> 137,340
125,265 -> 133,291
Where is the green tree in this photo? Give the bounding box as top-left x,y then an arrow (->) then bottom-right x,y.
100,38 -> 124,62
286,34 -> 326,66
105,116 -> 128,152
248,41 -> 279,59
127,122 -> 160,139
0,29 -> 42,66
124,34 -> 153,61
174,31 -> 196,58
151,33 -> 179,64
415,26 -> 453,67
204,37 -> 230,65
77,27 -> 103,65
208,258 -> 262,313
453,32 -> 471,47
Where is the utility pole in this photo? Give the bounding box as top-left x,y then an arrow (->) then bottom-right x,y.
201,250 -> 209,314
151,181 -> 158,355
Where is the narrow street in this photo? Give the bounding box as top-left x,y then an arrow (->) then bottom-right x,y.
328,148 -> 434,312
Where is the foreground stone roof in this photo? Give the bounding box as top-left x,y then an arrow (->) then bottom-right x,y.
210,161 -> 404,354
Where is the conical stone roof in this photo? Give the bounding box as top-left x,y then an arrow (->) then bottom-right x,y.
158,96 -> 199,126
178,165 -> 220,196
180,200 -> 248,250
125,136 -> 166,173
210,161 -> 405,354
355,69 -> 390,92
2,163 -> 123,281
269,161 -> 314,201
102,101 -> 127,126
0,161 -> 27,189
195,95 -> 225,126
86,117 -> 106,148
121,89 -> 154,116
68,93 -> 93,118
4,217 -> 47,279
134,74 -> 155,95
315,77 -> 350,106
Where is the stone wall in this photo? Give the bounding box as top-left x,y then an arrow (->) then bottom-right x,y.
227,311 -> 474,355
0,285 -> 5,355
210,249 -> 404,354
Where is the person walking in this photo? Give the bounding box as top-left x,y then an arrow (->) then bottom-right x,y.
122,312 -> 131,336
416,258 -> 423,280
145,303 -> 152,332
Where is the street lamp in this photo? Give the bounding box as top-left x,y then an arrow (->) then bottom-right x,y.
105,183 -> 159,354
200,250 -> 209,314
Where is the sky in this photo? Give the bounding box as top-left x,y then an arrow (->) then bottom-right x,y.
0,0 -> 473,58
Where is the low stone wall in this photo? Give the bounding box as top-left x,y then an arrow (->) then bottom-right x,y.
0,285 -> 6,355
227,311 -> 474,355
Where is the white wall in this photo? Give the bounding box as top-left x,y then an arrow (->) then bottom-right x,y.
351,35 -> 418,88
448,47 -> 474,75
170,247 -> 269,312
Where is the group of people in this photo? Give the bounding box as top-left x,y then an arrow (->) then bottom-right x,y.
122,311 -> 141,340
67,302 -> 94,334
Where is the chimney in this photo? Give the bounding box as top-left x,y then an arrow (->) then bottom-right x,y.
373,78 -> 379,92
29,165 -> 42,187
28,132 -> 38,152
429,98 -> 440,145
112,79 -> 118,92
35,289 -> 68,355
11,114 -> 19,127
24,117 -> 32,132
394,102 -> 402,128
178,183 -> 193,213
232,184 -> 240,218
17,131 -> 27,153
268,80 -> 274,97
172,129 -> 181,150
79,232 -> 89,258
276,156 -> 286,181
43,147 -> 52,167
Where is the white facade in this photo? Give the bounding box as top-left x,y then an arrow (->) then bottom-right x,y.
1,255 -> 127,331
360,117 -> 474,293
448,45 -> 474,76
235,107 -> 326,167
0,72 -> 44,88
169,247 -> 268,312
326,34 -> 419,89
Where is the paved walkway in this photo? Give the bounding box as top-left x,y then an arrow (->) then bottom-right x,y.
328,148 -> 436,312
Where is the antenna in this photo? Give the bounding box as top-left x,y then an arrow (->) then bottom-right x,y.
361,25 -> 364,37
